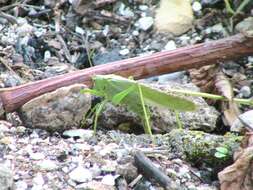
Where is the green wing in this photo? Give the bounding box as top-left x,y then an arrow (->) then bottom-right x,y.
93,75 -> 196,112
141,84 -> 196,111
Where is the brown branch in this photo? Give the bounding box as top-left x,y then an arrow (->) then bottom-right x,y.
0,32 -> 253,114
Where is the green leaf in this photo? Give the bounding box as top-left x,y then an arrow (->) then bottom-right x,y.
216,147 -> 229,154
215,152 -> 227,158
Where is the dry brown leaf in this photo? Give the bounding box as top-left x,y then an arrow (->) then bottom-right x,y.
218,134 -> 253,190
215,71 -> 234,101
189,64 -> 218,93
215,72 -> 240,127
222,103 -> 241,127
190,66 -> 240,127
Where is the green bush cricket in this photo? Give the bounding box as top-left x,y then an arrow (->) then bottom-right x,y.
81,74 -> 196,137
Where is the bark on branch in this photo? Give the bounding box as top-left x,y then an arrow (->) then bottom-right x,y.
0,32 -> 253,114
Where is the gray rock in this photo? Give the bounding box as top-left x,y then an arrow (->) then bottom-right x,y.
98,82 -> 219,133
231,110 -> 253,132
239,86 -> 251,98
116,163 -> 138,182
0,164 -> 13,190
235,17 -> 253,33
158,72 -> 185,84
69,166 -> 92,183
0,72 -> 21,87
93,49 -> 122,65
43,64 -> 75,78
20,84 -> 91,132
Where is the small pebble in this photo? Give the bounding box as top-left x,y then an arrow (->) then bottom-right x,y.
44,50 -> 51,62
102,25 -> 110,36
135,17 -> 154,31
192,1 -> 202,12
248,56 -> 253,63
132,30 -> 139,36
63,129 -> 93,140
75,26 -> 85,35
101,174 -> 115,186
139,5 -> 149,11
118,3 -> 134,17
119,49 -> 130,56
15,181 -> 28,190
239,86 -> 251,98
29,152 -> 45,160
37,160 -> 58,171
164,40 -> 177,51
33,173 -> 44,186
239,110 -> 253,129
69,166 -> 92,183
16,126 -> 27,134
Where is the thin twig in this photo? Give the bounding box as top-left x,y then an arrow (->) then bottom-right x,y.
0,11 -> 18,24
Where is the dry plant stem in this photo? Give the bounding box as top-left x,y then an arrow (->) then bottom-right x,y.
0,33 -> 253,113
134,151 -> 174,189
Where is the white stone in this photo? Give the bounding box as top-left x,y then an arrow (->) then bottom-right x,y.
136,17 -> 154,31
15,181 -> 28,190
16,23 -> 34,36
63,129 -> 93,139
248,56 -> 253,63
139,5 -> 149,11
239,86 -> 251,98
101,174 -> 115,186
240,110 -> 253,128
69,166 -> 92,183
37,160 -> 58,171
102,25 -> 110,36
44,50 -> 51,62
118,3 -> 134,17
164,40 -> 177,51
192,1 -> 202,12
34,28 -> 47,37
119,49 -> 130,56
75,26 -> 85,35
0,124 -> 10,133
33,173 -> 44,186
29,152 -> 45,160
132,30 -> 139,36
17,18 -> 28,25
